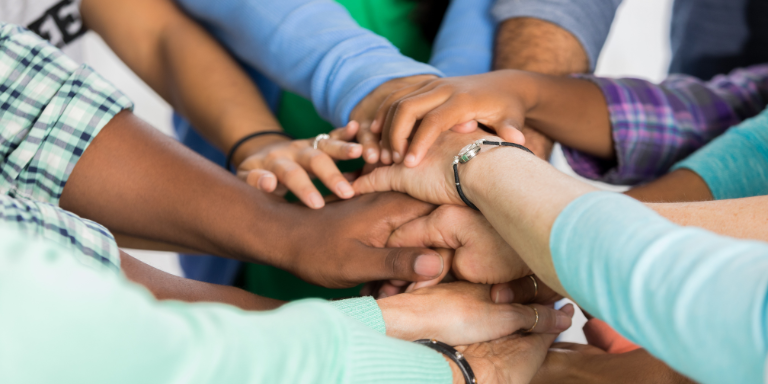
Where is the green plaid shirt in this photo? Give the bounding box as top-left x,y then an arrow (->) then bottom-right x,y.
0,23 -> 132,271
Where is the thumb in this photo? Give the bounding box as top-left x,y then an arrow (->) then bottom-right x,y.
495,123 -> 526,146
352,165 -> 399,195
344,244 -> 445,284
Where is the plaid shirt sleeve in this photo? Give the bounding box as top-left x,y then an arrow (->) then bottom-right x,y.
561,65 -> 768,185
0,23 -> 133,205
0,194 -> 120,271
0,23 -> 129,270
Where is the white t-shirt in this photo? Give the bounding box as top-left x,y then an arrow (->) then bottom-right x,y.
0,0 -> 86,62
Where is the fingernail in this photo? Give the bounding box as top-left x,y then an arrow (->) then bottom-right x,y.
309,192 -> 324,209
392,152 -> 402,163
556,312 -> 572,330
336,181 -> 353,198
258,174 -> 273,190
414,254 -> 442,277
345,143 -> 361,154
378,292 -> 389,299
494,287 -> 514,304
404,154 -> 416,166
366,148 -> 377,163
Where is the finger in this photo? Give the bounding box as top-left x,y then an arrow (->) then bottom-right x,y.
329,120 -> 361,141
387,215 -> 450,249
508,304 -> 573,334
495,124 -> 526,145
239,169 -> 277,192
297,149 -> 355,199
352,165 -> 398,195
377,282 -> 405,299
341,244 -> 444,284
378,85 -> 441,162
271,158 -> 325,209
386,90 -> 454,164
371,81 -> 436,134
491,275 -> 561,305
356,121 -> 381,164
317,138 -> 363,160
403,99 -> 476,167
450,120 -> 479,133
406,248 -> 454,291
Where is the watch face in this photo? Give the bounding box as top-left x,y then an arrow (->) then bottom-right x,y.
458,143 -> 481,163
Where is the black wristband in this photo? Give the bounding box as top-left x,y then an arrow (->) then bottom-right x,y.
225,131 -> 294,172
414,339 -> 476,384
453,140 -> 534,210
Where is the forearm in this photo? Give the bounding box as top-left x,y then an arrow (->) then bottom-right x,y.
80,0 -> 285,165
60,110 -> 301,265
493,18 -> 589,75
461,146 -> 598,296
121,251 -> 284,310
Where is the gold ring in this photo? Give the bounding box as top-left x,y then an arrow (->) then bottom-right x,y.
523,306 -> 539,333
529,275 -> 538,300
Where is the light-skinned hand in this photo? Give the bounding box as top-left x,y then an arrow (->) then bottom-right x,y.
378,281 -> 574,346
236,122 -> 362,209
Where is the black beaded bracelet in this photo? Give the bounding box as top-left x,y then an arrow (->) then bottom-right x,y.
453,140 -> 534,210
225,131 -> 294,172
414,339 -> 477,384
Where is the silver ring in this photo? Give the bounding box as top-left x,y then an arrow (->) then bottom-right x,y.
313,133 -> 330,150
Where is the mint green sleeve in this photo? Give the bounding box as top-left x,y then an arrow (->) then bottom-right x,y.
0,228 -> 451,384
671,107 -> 768,199
551,192 -> 768,384
330,296 -> 387,334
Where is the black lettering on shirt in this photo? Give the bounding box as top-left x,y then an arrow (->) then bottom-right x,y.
27,0 -> 87,48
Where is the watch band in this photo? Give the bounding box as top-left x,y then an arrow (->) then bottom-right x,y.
414,339 -> 477,384
453,139 -> 534,210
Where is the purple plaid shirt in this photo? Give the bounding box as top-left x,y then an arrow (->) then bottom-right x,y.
562,64 -> 768,185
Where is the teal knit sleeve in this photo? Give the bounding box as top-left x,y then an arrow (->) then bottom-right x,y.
0,225 -> 453,384
330,296 -> 387,334
671,107 -> 768,199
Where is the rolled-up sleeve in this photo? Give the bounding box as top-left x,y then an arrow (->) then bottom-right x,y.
562,65 -> 768,185
491,0 -> 622,71
0,24 -> 133,206
174,0 -> 442,127
551,192 -> 768,384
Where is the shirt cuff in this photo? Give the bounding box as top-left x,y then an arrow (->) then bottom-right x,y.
671,107 -> 768,199
491,0 -> 621,71
329,296 -> 386,334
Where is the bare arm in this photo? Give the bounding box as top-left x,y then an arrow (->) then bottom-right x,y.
121,251 -> 284,310
80,0 -> 286,165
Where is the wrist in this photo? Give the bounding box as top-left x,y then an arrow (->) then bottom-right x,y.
377,294 -> 418,341
446,356 -> 465,384
229,130 -> 290,167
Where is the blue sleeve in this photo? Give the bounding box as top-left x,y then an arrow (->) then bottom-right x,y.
491,0 -> 622,71
429,0 -> 495,77
551,192 -> 768,384
173,0 -> 443,127
671,107 -> 768,200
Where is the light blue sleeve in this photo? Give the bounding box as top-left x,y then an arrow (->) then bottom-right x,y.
0,225 -> 452,384
173,0 -> 443,127
671,107 -> 768,200
551,192 -> 768,384
429,0 -> 495,77
491,0 -> 622,71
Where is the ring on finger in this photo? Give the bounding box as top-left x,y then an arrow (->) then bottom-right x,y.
529,275 -> 538,300
313,133 -> 330,150
523,306 -> 539,333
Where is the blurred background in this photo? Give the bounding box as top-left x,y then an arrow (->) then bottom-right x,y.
81,0 -> 673,341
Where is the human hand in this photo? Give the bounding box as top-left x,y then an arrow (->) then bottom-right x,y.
387,205 -> 531,285
448,332 -> 566,384
371,70 -> 534,167
350,74 -> 439,164
353,129 -> 509,206
491,275 -> 563,305
531,343 -> 695,384
378,281 -> 573,346
283,192 -> 445,289
236,123 -> 362,209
